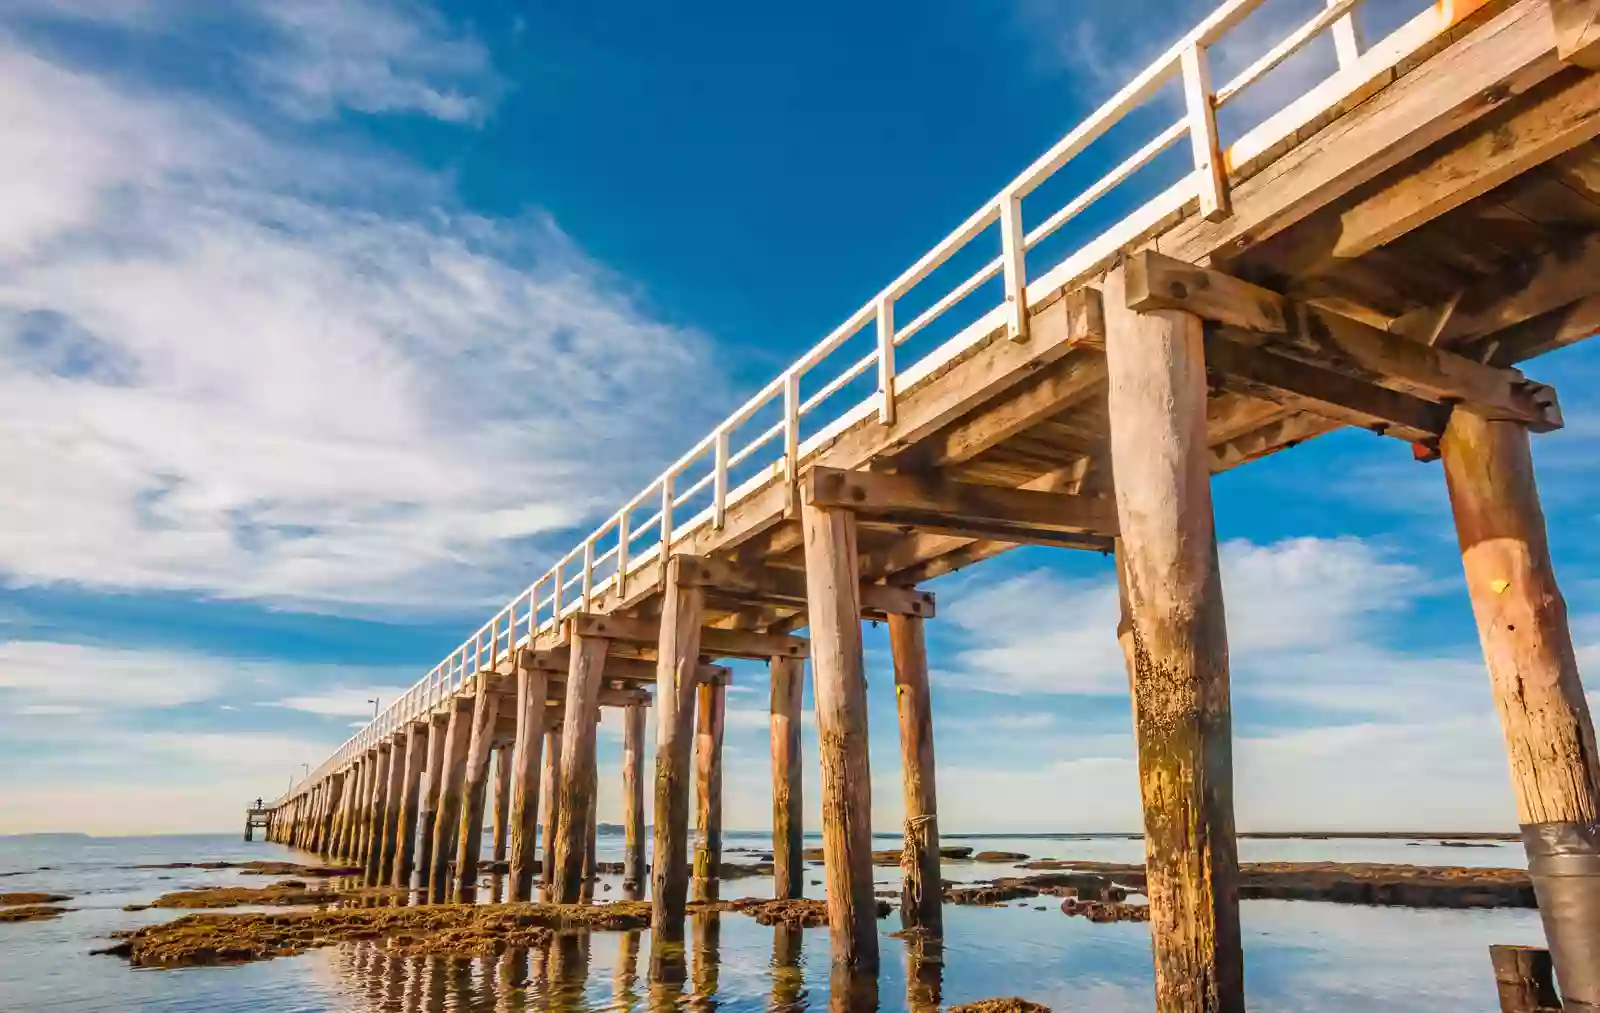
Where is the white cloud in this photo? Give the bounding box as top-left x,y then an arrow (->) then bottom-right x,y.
0,639 -> 225,708
265,685 -> 414,718
0,34 -> 721,612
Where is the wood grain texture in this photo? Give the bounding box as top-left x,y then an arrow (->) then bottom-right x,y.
492,743 -> 514,867
890,613 -> 942,933
377,735 -> 406,885
623,703 -> 647,900
553,632 -> 609,903
540,725 -> 563,901
426,699 -> 472,904
363,745 -> 391,886
1103,267 -> 1244,1013
1551,0 -> 1600,68
769,654 -> 805,900
508,666 -> 549,902
651,558 -> 707,929
692,678 -> 727,902
1441,410 -> 1600,825
801,500 -> 879,972
414,714 -> 448,896
453,682 -> 502,903
391,723 -> 426,889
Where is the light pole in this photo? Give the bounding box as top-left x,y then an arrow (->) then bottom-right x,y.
368,698 -> 379,718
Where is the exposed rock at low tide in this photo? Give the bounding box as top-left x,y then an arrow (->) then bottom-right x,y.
1060,897 -> 1149,923
948,998 -> 1053,1013
0,904 -> 69,923
128,860 -> 361,878
973,851 -> 1031,863
145,882 -> 405,910
0,892 -> 70,905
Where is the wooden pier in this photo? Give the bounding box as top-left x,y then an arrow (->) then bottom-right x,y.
260,0 -> 1600,1006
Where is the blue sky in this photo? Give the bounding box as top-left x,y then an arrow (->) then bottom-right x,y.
1,0 -> 1597,835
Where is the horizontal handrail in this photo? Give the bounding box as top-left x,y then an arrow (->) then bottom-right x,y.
278,0 -> 1472,803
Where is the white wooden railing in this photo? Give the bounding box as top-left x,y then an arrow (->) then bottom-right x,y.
278,0 -> 1483,805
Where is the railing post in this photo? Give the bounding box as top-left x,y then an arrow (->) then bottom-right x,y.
714,429 -> 730,529
876,296 -> 897,425
783,372 -> 800,486
553,561 -> 564,620
661,475 -> 675,559
582,541 -> 595,610
1181,43 -> 1230,221
1329,0 -> 1364,69
999,193 -> 1029,343
617,514 -> 631,598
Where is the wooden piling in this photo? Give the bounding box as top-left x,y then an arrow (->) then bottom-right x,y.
351,755 -> 374,869
331,765 -> 354,860
769,654 -> 805,900
799,497 -> 879,972
553,630 -> 609,903
364,743 -> 392,885
378,736 -> 406,885
692,676 -> 727,902
318,773 -> 341,855
1489,945 -> 1561,1012
509,666 -> 550,902
1442,409 -> 1600,1006
427,698 -> 473,904
623,702 -> 647,900
391,722 -> 426,889
651,556 -> 707,930
581,799 -> 598,903
414,713 -> 448,895
540,725 -> 563,900
453,678 -> 502,903
492,743 -> 513,878
1104,268 -> 1243,1013
890,612 -> 942,933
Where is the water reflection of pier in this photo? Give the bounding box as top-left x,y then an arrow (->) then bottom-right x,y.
323,919 -> 929,1013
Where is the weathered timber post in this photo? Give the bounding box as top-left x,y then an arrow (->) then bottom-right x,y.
331,766 -> 353,860
1104,268 -> 1244,1013
541,724 -> 563,900
652,556 -> 707,931
890,612 -> 942,933
427,697 -> 473,904
1442,408 -> 1600,1007
453,678 -> 502,903
770,654 -> 805,900
1489,944 -> 1561,1012
319,773 -> 342,855
391,722 -> 426,889
622,702 -> 647,900
364,743 -> 392,885
553,629 -> 610,902
581,794 -> 598,903
771,924 -> 804,1010
307,786 -> 325,851
414,713 -> 448,893
351,755 -> 374,869
509,666 -> 551,902
491,744 -> 513,887
378,737 -> 405,885
692,675 -> 727,902
799,494 -> 879,972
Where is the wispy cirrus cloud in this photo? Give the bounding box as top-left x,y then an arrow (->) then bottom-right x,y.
0,13 -> 724,614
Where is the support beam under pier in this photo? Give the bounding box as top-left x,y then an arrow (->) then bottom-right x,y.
391,723 -> 426,889
414,713 -> 448,893
1105,268 -> 1244,1013
453,678 -> 502,903
1441,408 -> 1600,1008
363,743 -> 392,886
509,665 -> 550,902
427,698 -> 473,904
770,654 -> 804,901
552,629 -> 609,903
623,701 -> 647,900
693,674 -> 727,902
651,556 -> 707,930
891,612 -> 942,934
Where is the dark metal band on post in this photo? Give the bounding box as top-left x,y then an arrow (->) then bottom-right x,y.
1522,822 -> 1600,1011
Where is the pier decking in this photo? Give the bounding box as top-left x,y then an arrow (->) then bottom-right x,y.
261,0 -> 1600,1007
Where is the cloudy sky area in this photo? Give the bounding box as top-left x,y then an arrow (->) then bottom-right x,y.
1,0 -> 1597,835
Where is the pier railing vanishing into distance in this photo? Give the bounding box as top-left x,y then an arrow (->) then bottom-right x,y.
264,0 -> 1600,1008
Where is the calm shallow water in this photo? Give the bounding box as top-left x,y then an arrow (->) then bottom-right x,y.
0,832 -> 1543,1012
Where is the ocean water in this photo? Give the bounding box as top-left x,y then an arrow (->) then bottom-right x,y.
0,832 -> 1544,1013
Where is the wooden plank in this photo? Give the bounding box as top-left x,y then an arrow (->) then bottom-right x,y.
769,655 -> 805,901
803,466 -> 1119,542
651,556 -> 706,930
1203,335 -> 1452,443
1103,267 -> 1243,1013
890,614 -> 942,933
801,498 -> 879,973
508,665 -> 549,903
678,556 -> 936,619
1463,295 -> 1600,364
1550,0 -> 1600,67
1334,66 -> 1600,258
1127,250 -> 1289,332
1168,0 -> 1566,266
1217,304 -> 1564,431
566,611 -> 810,660
551,630 -> 608,903
691,678 -> 727,903
1442,229 -> 1600,343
